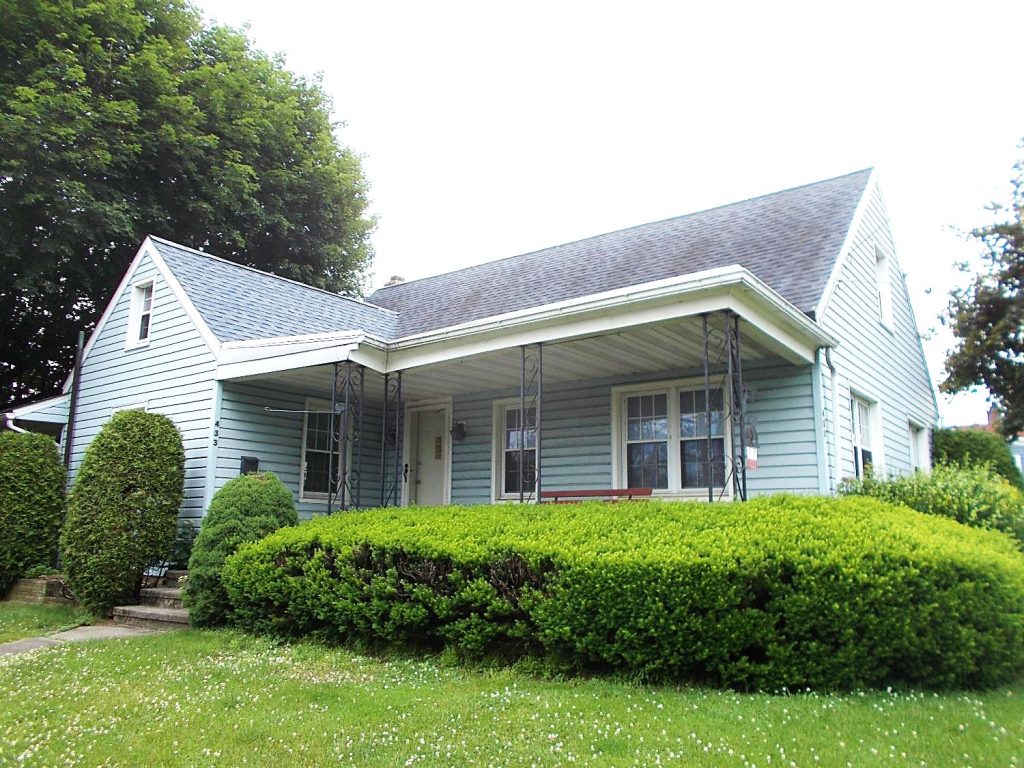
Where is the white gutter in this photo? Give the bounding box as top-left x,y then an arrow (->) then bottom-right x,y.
4,413 -> 28,433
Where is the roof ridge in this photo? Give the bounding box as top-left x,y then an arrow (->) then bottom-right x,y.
371,168 -> 874,294
148,235 -> 397,315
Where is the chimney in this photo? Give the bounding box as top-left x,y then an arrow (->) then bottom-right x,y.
988,406 -> 1001,432
384,275 -> 405,288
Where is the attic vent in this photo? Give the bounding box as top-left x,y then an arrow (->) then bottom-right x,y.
385,275 -> 405,287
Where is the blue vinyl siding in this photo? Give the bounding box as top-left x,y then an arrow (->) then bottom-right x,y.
217,382 -> 386,518
451,362 -> 820,505
69,253 -> 217,523
818,184 -> 938,481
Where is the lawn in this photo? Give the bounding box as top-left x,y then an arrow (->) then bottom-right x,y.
0,601 -> 92,643
0,624 -> 1021,767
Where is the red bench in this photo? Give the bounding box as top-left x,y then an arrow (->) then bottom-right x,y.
539,488 -> 653,503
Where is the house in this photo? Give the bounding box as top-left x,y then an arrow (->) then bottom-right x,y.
8,169 -> 938,524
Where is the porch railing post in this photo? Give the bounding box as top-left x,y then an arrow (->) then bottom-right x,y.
536,342 -> 543,502
339,360 -> 351,511
328,361 -> 338,515
355,364 -> 364,508
734,314 -> 748,501
702,314 -> 713,503
379,373 -> 389,507
519,345 -> 526,504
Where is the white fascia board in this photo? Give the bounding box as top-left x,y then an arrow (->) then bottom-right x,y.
9,394 -> 70,423
219,330 -> 382,351
144,239 -> 222,358
215,342 -> 360,381
218,332 -> 365,365
814,169 -> 877,321
386,267 -> 834,372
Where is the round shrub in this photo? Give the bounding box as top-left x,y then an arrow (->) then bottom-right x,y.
0,431 -> 65,595
839,464 -> 1024,546
186,472 -> 298,627
222,497 -> 1024,690
933,427 -> 1024,489
61,410 -> 184,615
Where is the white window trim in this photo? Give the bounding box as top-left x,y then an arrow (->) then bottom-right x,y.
401,398 -> 453,507
125,279 -> 155,349
114,401 -> 149,415
491,398 -> 538,502
299,397 -> 353,503
850,390 -> 884,477
875,244 -> 893,330
611,377 -> 733,500
909,421 -> 930,473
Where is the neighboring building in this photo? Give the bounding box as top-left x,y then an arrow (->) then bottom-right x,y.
10,169 -> 938,523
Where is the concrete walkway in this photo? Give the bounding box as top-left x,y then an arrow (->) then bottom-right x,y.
0,624 -> 159,656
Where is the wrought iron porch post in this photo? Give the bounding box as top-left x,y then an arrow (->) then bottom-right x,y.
724,312 -> 738,499
519,345 -> 526,504
733,314 -> 748,501
702,314 -> 713,503
536,342 -> 543,502
328,361 -> 339,515
355,364 -> 364,508
339,360 -> 351,511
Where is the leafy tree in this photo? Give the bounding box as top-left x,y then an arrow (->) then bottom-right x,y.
0,0 -> 374,408
942,153 -> 1024,438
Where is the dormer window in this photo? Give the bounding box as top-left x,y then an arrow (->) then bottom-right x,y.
127,280 -> 154,346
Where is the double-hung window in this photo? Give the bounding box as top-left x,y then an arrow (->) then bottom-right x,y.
852,395 -> 875,478
615,381 -> 728,496
300,400 -> 350,500
493,402 -> 537,499
126,280 -> 155,347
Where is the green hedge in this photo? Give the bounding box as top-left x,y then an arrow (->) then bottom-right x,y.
223,497 -> 1024,690
933,427 -> 1024,489
186,472 -> 298,627
0,431 -> 65,595
61,410 -> 185,615
840,464 -> 1024,546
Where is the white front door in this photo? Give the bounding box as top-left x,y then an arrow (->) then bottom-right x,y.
410,408 -> 447,505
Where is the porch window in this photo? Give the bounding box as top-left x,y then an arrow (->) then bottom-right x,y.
615,380 -> 729,497
852,395 -> 875,478
300,400 -> 350,499
679,389 -> 726,488
497,403 -> 537,497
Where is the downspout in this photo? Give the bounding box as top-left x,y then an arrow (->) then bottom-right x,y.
63,330 -> 86,478
4,413 -> 28,433
811,348 -> 830,495
824,347 -> 841,492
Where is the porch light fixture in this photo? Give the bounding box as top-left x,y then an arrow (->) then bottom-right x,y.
450,421 -> 467,442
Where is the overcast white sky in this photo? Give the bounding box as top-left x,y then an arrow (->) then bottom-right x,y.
196,0 -> 1023,426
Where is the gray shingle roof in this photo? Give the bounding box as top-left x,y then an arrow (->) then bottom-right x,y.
368,169 -> 872,336
150,238 -> 398,342
151,170 -> 870,345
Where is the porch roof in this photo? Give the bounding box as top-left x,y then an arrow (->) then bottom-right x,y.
216,265 -> 836,398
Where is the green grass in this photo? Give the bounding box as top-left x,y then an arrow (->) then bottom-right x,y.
0,627 -> 1021,767
0,602 -> 92,643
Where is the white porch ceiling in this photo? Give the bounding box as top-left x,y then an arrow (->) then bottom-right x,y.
231,315 -> 786,401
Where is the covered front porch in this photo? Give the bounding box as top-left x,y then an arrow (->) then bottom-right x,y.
209,280 -> 832,514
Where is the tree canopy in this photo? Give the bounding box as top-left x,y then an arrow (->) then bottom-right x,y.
0,0 -> 375,407
942,153 -> 1024,439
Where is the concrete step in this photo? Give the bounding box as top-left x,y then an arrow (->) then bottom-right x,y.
112,604 -> 190,631
139,587 -> 184,609
161,570 -> 189,587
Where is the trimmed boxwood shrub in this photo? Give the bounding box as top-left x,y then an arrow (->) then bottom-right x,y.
186,472 -> 298,627
0,431 -> 65,595
840,464 -> 1024,546
223,496 -> 1024,690
61,410 -> 184,615
933,427 -> 1024,489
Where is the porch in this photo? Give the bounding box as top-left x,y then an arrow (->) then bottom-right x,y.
210,302 -> 830,514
